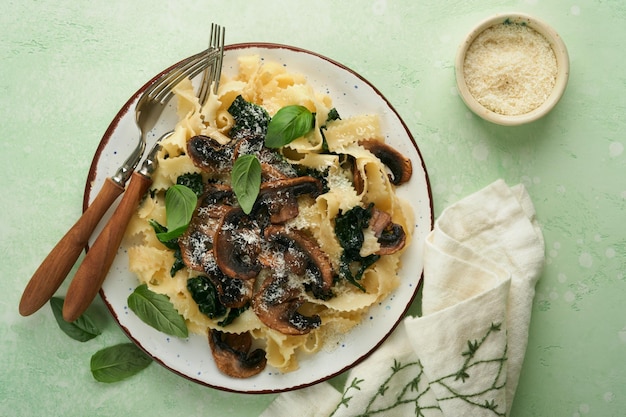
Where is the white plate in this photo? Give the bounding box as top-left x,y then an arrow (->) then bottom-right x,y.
85,43 -> 433,393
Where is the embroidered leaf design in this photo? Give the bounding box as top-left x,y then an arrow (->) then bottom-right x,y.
328,323 -> 508,416
491,322 -> 502,331
455,369 -> 470,382
462,339 -> 480,357
331,378 -> 364,415
485,399 -> 499,411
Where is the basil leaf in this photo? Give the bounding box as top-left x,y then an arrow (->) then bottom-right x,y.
50,297 -> 101,342
265,105 -> 315,148
155,185 -> 197,241
231,154 -> 261,214
90,343 -> 152,383
127,284 -> 188,338
148,219 -> 179,250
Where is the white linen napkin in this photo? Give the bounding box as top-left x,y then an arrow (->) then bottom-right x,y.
260,179 -> 545,417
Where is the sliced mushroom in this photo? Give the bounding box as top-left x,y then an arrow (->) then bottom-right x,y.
187,135 -> 234,175
208,329 -> 267,378
368,207 -> 406,255
213,207 -> 262,280
358,139 -> 413,185
348,155 -> 366,195
252,273 -> 321,335
255,176 -> 323,224
178,185 -> 235,272
263,225 -> 334,300
232,134 -> 264,159
203,252 -> 253,309
260,163 -> 291,182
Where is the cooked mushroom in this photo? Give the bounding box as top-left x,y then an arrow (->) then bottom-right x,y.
187,135 -> 234,175
213,207 -> 262,280
255,176 -> 323,224
232,134 -> 264,159
260,162 -> 292,182
178,185 -> 235,272
263,225 -> 334,300
368,207 -> 406,255
203,253 -> 253,309
358,139 -> 413,185
252,273 -> 321,335
208,329 -> 267,378
348,155 -> 366,195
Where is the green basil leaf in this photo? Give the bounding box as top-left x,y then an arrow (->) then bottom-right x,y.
155,185 -> 197,241
265,105 -> 315,148
127,284 -> 188,338
148,219 -> 179,250
231,154 -> 261,214
50,297 -> 101,342
90,343 -> 152,383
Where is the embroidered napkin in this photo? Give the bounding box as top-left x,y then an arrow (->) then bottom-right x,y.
260,179 -> 545,417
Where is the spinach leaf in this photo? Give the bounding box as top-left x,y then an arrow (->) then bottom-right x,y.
335,204 -> 380,291
127,284 -> 188,338
155,185 -> 197,242
170,246 -> 185,277
50,297 -> 101,342
326,107 -> 341,123
187,276 -> 248,327
176,172 -> 204,197
265,105 -> 315,148
90,343 -> 152,383
218,305 -> 248,327
228,94 -> 270,140
335,204 -> 372,253
320,107 -> 341,152
186,276 -> 227,319
231,154 -> 261,214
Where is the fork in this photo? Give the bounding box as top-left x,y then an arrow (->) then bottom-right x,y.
198,23 -> 225,104
18,48 -> 215,317
62,34 -> 226,322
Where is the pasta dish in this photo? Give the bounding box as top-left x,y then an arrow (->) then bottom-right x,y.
125,54 -> 415,378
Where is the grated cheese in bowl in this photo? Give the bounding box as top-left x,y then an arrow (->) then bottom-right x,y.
455,13 -> 569,126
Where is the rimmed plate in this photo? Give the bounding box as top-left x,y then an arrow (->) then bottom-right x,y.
85,43 -> 433,393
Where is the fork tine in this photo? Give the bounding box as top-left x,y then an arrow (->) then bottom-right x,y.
213,26 -> 225,95
198,24 -> 225,105
198,24 -> 218,105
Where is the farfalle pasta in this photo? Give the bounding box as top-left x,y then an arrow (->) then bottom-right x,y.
125,54 -> 415,376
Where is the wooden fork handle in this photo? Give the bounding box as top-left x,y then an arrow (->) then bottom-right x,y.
19,178 -> 124,316
63,172 -> 152,322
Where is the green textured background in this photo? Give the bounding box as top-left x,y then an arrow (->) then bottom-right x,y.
2,0 -> 625,416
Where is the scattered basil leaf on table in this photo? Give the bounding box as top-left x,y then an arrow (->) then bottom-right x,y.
231,154 -> 262,214
49,297 -> 101,342
127,284 -> 188,338
90,343 -> 152,383
265,105 -> 315,148
154,184 -> 197,242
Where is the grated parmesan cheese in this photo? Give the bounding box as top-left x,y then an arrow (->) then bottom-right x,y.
463,22 -> 557,116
